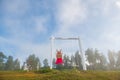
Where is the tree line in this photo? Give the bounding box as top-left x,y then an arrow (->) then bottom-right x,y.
0,48 -> 120,71
0,52 -> 20,71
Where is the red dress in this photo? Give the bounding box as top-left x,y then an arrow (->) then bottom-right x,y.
55,51 -> 63,64
55,58 -> 63,64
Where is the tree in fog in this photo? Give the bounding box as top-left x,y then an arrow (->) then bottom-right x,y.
26,54 -> 41,71
74,51 -> 82,70
43,58 -> 49,68
36,57 -> 41,70
108,50 -> 116,70
116,51 -> 120,70
70,55 -> 75,68
99,53 -> 107,70
52,58 -> 56,68
85,48 -> 107,70
63,55 -> 71,69
0,52 -> 6,70
94,49 -> 107,70
85,48 -> 95,70
13,59 -> 20,70
21,62 -> 26,70
5,56 -> 14,70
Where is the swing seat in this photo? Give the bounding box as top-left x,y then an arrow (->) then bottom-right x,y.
55,58 -> 63,64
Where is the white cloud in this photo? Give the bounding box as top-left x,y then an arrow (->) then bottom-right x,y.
53,0 -> 120,55
56,0 -> 87,26
116,1 -> 120,6
33,16 -> 48,34
54,0 -> 87,36
115,0 -> 120,8
83,20 -> 120,54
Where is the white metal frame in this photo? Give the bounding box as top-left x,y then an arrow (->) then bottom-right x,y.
50,36 -> 86,70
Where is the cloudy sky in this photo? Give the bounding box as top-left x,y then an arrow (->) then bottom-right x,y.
0,0 -> 120,64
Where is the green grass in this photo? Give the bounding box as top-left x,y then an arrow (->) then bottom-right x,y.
0,70 -> 120,80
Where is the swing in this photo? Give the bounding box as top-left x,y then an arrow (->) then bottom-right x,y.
50,36 -> 86,70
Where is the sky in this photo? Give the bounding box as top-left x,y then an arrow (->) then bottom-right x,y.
0,0 -> 120,65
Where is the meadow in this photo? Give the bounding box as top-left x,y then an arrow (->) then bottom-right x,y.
0,69 -> 120,80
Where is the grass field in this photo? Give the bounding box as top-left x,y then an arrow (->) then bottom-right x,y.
0,69 -> 120,80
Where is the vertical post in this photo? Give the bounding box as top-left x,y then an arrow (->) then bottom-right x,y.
78,37 -> 87,70
50,36 -> 54,69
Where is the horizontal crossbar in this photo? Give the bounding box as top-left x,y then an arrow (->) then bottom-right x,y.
50,37 -> 79,40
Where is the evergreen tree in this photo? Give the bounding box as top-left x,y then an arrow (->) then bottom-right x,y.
13,59 -> 20,70
70,55 -> 75,68
0,52 -> 6,70
21,62 -> 26,70
116,51 -> 120,70
5,56 -> 14,70
26,54 -> 41,71
94,49 -> 107,70
75,51 -> 82,70
94,49 -> 101,70
63,55 -> 71,69
85,48 -> 107,70
108,50 -> 116,70
43,58 -> 49,68
36,57 -> 41,70
99,53 -> 107,70
52,58 -> 56,68
85,48 -> 95,70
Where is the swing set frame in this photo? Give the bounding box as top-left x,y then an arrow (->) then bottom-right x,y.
50,36 -> 87,70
